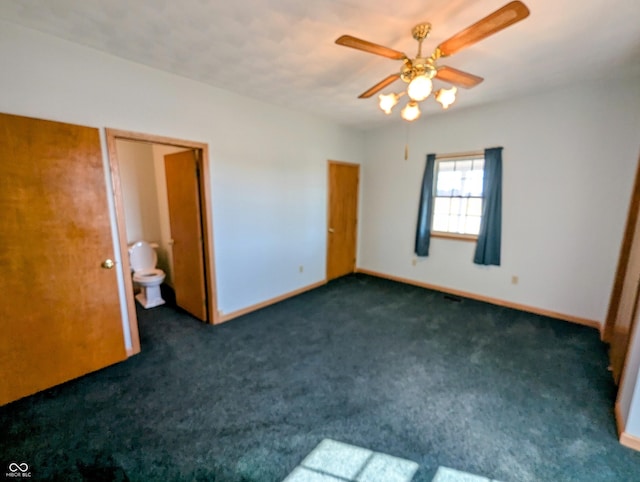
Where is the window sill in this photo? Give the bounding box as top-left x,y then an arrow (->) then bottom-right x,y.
431,232 -> 478,242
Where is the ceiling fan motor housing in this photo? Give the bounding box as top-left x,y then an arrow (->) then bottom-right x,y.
401,57 -> 437,83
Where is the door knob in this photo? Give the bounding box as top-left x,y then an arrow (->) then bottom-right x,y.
101,259 -> 115,269
328,228 -> 335,233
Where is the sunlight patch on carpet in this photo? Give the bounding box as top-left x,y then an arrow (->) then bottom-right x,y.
282,438 -> 419,482
432,466 -> 503,482
282,439 -> 506,482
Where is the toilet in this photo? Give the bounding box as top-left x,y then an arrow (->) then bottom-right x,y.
128,241 -> 166,309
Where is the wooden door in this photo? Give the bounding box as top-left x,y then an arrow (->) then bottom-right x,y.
164,150 -> 208,321
327,161 -> 359,280
0,113 -> 126,405
609,205 -> 640,383
607,156 -> 640,384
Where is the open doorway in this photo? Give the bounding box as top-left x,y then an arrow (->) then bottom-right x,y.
106,129 -> 218,356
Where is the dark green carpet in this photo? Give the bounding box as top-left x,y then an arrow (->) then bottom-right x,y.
2,274 -> 640,481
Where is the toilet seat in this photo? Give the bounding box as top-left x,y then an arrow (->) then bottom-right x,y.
129,241 -> 159,273
128,241 -> 166,309
133,268 -> 165,284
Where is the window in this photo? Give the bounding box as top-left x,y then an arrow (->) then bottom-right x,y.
432,155 -> 485,237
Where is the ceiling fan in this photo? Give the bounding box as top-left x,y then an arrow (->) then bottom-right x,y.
335,1 -> 530,120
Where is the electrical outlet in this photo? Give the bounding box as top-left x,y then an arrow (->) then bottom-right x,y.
511,275 -> 519,285
412,258 -> 417,266
299,265 -> 304,273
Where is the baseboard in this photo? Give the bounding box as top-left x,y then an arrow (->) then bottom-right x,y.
620,431 -> 640,452
216,280 -> 327,324
356,268 -> 601,330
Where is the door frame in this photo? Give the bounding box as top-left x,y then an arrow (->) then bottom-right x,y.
105,128 -> 219,355
326,160 -> 360,281
604,155 -> 640,343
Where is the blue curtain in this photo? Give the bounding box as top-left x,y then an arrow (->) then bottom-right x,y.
415,154 -> 436,256
474,147 -> 503,266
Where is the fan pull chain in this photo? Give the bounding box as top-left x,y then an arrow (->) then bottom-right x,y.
404,123 -> 410,160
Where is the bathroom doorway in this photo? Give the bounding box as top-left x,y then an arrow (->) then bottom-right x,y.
106,129 -> 218,354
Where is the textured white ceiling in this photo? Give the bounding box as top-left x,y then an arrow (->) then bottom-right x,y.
1,0 -> 639,127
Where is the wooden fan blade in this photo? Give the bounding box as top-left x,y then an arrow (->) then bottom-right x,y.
358,74 -> 401,99
336,35 -> 406,60
435,66 -> 484,89
437,1 -> 530,57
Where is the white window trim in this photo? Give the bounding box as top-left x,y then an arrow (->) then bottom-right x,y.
431,151 -> 485,241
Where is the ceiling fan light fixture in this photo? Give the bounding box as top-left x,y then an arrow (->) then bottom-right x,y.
435,86 -> 457,109
378,92 -> 405,114
336,2 -> 531,122
407,75 -> 433,101
401,101 -> 421,121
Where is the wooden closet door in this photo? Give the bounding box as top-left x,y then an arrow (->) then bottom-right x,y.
0,113 -> 126,405
327,161 -> 359,281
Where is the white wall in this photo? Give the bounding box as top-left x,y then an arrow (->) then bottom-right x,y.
360,76 -> 640,324
0,21 -> 364,337
116,140 -> 162,246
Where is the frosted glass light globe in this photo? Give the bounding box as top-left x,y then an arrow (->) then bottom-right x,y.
378,93 -> 399,114
407,75 -> 433,101
436,86 -> 457,109
401,101 -> 421,121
